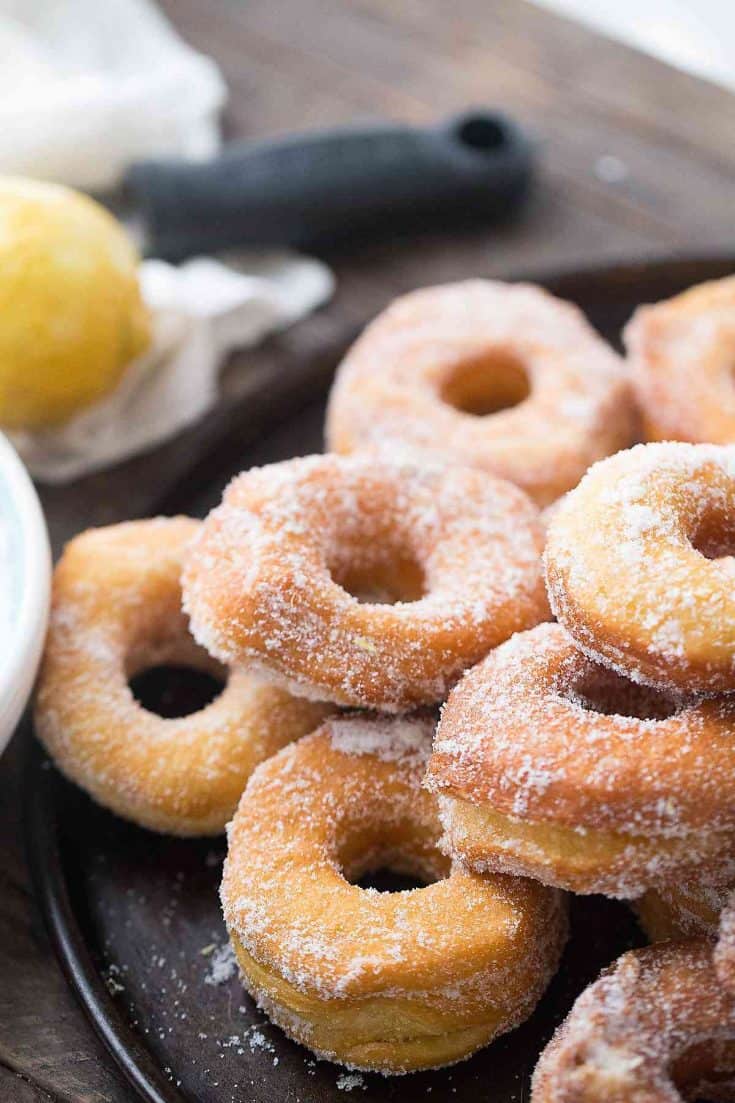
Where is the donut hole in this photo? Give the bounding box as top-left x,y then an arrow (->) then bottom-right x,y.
126,629 -> 227,719
689,509 -> 735,561
440,350 -> 530,416
330,551 -> 426,604
129,666 -> 225,719
354,869 -> 427,893
671,1039 -> 735,1097
560,665 -> 680,721
338,824 -> 449,892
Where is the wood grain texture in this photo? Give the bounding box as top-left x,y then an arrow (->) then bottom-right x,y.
4,1 -> 735,1099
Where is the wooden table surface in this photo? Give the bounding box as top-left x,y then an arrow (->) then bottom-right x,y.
3,1 -> 735,1098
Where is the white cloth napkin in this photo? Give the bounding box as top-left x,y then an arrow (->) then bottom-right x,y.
0,0 -> 226,190
10,254 -> 335,483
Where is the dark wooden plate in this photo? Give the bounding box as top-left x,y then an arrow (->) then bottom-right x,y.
26,255 -> 734,1103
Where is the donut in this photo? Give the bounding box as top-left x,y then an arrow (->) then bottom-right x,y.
531,942 -> 735,1103
221,713 -> 567,1074
325,280 -> 635,506
35,518 -> 332,835
716,892 -> 735,996
425,622 -> 735,898
637,878 -> 734,943
182,453 -> 549,711
625,275 -> 735,444
637,881 -> 735,997
545,441 -> 735,694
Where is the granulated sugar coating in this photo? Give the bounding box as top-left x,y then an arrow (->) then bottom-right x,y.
531,942 -> 735,1103
34,518 -> 331,836
325,280 -> 636,507
545,441 -> 735,694
220,713 -> 567,1074
716,890 -> 735,996
426,623 -> 735,897
625,275 -> 735,447
637,874 -> 735,943
182,453 -> 549,711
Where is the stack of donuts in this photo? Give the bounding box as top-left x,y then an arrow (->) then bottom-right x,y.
34,275 -> 735,1098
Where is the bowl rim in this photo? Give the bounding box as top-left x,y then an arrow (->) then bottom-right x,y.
0,432 -> 50,732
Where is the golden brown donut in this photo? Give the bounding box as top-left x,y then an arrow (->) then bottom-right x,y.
326,280 -> 635,506
221,714 -> 567,1074
545,441 -> 735,694
35,518 -> 331,835
716,891 -> 735,996
625,276 -> 735,444
637,880 -> 735,999
425,622 -> 735,898
531,942 -> 735,1103
183,453 -> 549,711
637,878 -> 733,943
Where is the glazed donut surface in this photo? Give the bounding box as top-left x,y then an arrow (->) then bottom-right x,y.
35,518 -> 331,835
545,441 -> 735,694
426,622 -> 735,897
221,714 -> 567,1074
625,276 -> 735,444
531,942 -> 735,1103
183,453 -> 548,711
326,280 -> 635,506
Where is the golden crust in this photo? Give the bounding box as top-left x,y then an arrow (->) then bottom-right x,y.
326,280 -> 635,506
35,518 -> 332,835
531,942 -> 735,1103
716,892 -> 735,996
438,797 -> 735,900
638,882 -> 735,999
182,453 -> 549,711
426,623 -> 735,897
221,715 -> 567,1073
625,276 -> 735,445
545,442 -> 735,694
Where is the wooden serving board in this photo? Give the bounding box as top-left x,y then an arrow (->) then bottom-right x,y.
26,256 -> 734,1103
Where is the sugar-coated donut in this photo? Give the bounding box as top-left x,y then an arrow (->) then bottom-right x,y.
325,280 -> 635,506
625,276 -> 735,445
425,623 -> 735,898
545,441 -> 735,694
639,883 -> 735,998
716,892 -> 735,996
221,714 -> 567,1074
637,878 -> 734,943
35,519 -> 332,835
183,454 -> 548,711
531,942 -> 735,1103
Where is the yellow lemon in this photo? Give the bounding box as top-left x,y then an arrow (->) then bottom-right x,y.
0,177 -> 151,429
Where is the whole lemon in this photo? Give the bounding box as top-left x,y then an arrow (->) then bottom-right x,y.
0,177 -> 151,429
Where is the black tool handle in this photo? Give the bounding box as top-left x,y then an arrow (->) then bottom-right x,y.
126,110 -> 533,259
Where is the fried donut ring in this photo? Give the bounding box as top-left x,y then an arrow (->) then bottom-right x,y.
183,454 -> 548,711
325,280 -> 635,507
35,519 -> 331,835
639,883 -> 735,997
425,623 -> 735,898
637,878 -> 734,943
531,942 -> 735,1103
545,441 -> 735,694
716,892 -> 735,996
221,714 -> 567,1074
625,276 -> 735,445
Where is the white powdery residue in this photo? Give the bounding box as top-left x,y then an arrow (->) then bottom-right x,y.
328,714 -> 433,766
204,942 -> 237,986
244,1025 -> 274,1054
336,1072 -> 366,1091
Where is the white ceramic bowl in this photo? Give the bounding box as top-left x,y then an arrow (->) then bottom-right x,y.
0,433 -> 51,753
